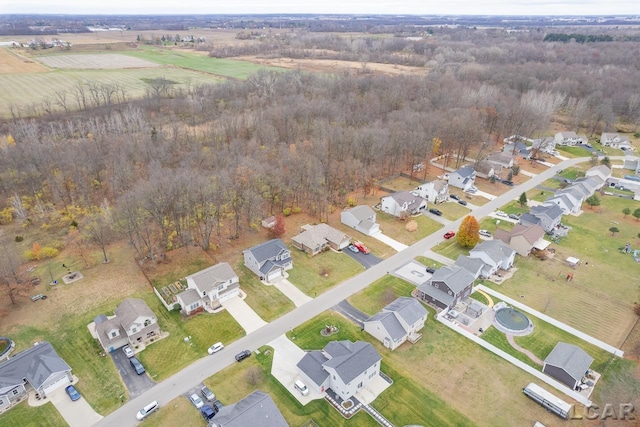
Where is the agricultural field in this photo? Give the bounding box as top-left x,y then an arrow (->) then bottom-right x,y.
0,48 -> 48,74
38,53 -> 158,69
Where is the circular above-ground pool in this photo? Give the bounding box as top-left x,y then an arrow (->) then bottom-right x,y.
0,337 -> 15,358
493,307 -> 533,336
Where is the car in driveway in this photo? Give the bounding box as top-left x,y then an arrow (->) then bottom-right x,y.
426,266 -> 436,274
347,244 -> 359,253
130,357 -> 145,375
428,208 -> 443,216
190,393 -> 204,409
235,350 -> 251,362
495,210 -> 507,217
353,241 -> 370,254
479,229 -> 492,238
201,386 -> 215,402
457,200 -> 468,206
501,179 -> 514,186
65,385 -> 80,401
449,194 -> 460,201
122,346 -> 134,358
200,404 -> 218,421
207,342 -> 224,355
443,231 -> 456,239
464,186 -> 478,193
508,213 -> 520,220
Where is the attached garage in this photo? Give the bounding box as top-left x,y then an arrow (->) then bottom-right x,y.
41,372 -> 72,396
267,269 -> 283,283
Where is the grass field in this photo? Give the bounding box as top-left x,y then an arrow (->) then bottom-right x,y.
236,262 -> 295,322
287,249 -> 364,296
438,200 -> 471,220
38,53 -> 158,69
347,275 -> 415,315
431,237 -> 468,261
0,401 -> 66,427
376,212 -> 443,245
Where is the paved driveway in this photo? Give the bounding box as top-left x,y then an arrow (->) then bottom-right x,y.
110,349 -> 155,399
343,249 -> 382,269
333,300 -> 369,327
371,232 -> 408,251
271,278 -> 312,307
49,384 -> 103,427
393,260 -> 434,286
221,295 -> 267,333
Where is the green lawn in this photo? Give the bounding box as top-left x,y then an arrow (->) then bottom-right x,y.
347,275 -> 415,315
287,249 -> 364,296
376,212 -> 443,245
0,401 -> 67,427
431,238 -> 468,261
479,217 -> 515,233
414,256 -> 446,270
558,167 -> 585,180
123,48 -> 284,79
539,178 -> 563,190
557,146 -> 593,157
500,200 -> 530,216
438,201 -> 471,220
236,262 -> 295,322
481,326 -> 543,369
468,290 -> 489,305
143,396 -> 205,427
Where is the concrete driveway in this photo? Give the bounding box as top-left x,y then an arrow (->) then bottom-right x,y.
268,335 -> 323,405
221,294 -> 267,333
371,231 -> 408,251
271,278 -> 312,307
48,383 -> 103,427
343,249 -> 382,269
110,349 -> 155,399
393,260 -> 434,286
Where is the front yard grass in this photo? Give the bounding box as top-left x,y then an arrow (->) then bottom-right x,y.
431,238 -> 468,261
558,146 -> 593,157
347,275 -> 415,315
236,262 -> 295,322
143,396 -> 205,427
287,249 -> 364,296
438,201 -> 471,220
0,401 -> 66,427
415,256 -> 446,270
479,217 -> 515,233
375,212 -> 442,245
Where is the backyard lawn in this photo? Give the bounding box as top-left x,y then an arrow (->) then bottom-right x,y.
379,175 -> 425,192
375,212 -> 443,245
287,249 -> 364,296
236,262 -> 295,322
0,402 -> 66,427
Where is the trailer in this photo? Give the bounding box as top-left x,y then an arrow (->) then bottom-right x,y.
523,382 -> 572,420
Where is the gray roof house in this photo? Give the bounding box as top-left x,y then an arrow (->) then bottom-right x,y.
469,240 -> 516,278
416,265 -> 475,309
532,136 -> 556,152
292,223 -> 350,256
297,340 -> 382,400
176,262 -> 240,316
546,192 -> 581,215
414,180 -> 449,204
494,224 -> 548,256
243,239 -> 292,283
600,132 -> 631,150
486,151 -> 514,169
380,191 -> 427,217
554,131 -> 588,146
543,343 -> 593,390
448,166 -> 476,190
521,203 -> 563,233
584,165 -> 611,185
503,141 -> 532,159
210,390 -> 287,427
0,342 -> 72,411
623,157 -> 640,175
474,160 -> 498,179
454,255 -> 485,279
341,205 -> 380,236
363,297 -> 428,351
96,298 -> 161,352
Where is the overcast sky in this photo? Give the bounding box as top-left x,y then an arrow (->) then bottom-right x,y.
2,1 -> 638,16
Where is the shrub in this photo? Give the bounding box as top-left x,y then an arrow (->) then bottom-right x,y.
282,208 -> 292,217
15,235 -> 23,242
292,206 -> 303,214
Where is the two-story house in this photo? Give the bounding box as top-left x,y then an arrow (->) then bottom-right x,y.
503,141 -> 532,159
486,152 -> 515,169
468,240 -> 516,277
363,297 -> 428,351
474,160 -> 498,180
600,132 -> 631,150
415,265 -> 475,309
175,262 -> 240,316
380,191 -> 427,218
340,205 -> 380,236
554,131 -> 588,146
448,166 -> 476,190
414,180 -> 449,204
95,298 -> 161,352
494,224 -> 548,256
585,164 -> 612,184
520,203 -> 564,233
297,340 -> 382,400
243,239 -> 293,283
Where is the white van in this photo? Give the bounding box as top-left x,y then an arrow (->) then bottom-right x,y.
294,380 -> 309,396
136,401 -> 159,421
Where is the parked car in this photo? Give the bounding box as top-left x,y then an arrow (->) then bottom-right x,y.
190,393 -> 204,409
501,180 -> 514,186
200,404 -> 218,421
495,211 -> 507,217
479,229 -> 492,238
508,213 -> 520,220
30,293 -> 48,302
465,186 -> 478,193
353,241 -> 370,254
294,380 -> 310,396
235,350 -> 251,362
457,200 -> 468,206
130,357 -> 145,375
347,244 -> 359,253
207,342 -> 224,355
136,401 -> 159,421
65,385 -> 80,401
426,267 -> 436,274
122,345 -> 134,358
443,231 -> 456,239
429,208 -> 442,216
201,386 -> 215,402
449,194 -> 460,201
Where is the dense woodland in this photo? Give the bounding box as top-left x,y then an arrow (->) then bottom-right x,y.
2,26 -> 640,269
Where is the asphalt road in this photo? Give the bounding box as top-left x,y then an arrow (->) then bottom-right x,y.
95,156 -> 597,427
110,350 -> 155,399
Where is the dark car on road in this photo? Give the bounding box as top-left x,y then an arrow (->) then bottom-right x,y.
450,194 -> 460,201
429,208 -> 443,216
235,350 -> 251,362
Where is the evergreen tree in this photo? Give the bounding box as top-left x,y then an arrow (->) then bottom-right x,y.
518,192 -> 528,207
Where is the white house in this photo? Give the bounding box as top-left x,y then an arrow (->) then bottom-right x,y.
448,166 -> 476,190
486,152 -> 515,169
341,205 -> 380,236
414,180 -> 449,204
469,240 -> 516,278
585,165 -> 612,183
380,191 -> 427,217
176,262 -> 240,315
297,340 -> 382,400
546,191 -> 581,215
600,132 -> 631,150
554,132 -> 588,146
243,239 -> 292,283
363,297 -> 428,351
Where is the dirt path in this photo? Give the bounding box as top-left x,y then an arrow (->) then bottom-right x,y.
506,334 -> 543,365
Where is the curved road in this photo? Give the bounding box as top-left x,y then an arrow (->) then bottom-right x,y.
95,156 -> 606,426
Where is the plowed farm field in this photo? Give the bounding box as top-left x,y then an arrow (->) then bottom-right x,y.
37,53 -> 159,69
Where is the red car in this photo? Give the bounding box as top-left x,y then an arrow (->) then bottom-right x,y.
443,231 -> 456,239
353,241 -> 370,254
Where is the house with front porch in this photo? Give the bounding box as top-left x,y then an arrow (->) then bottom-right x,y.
0,342 -> 72,411
244,239 -> 293,283
380,191 -> 427,218
175,262 -> 240,316
95,298 -> 161,352
415,265 -> 475,309
554,132 -> 588,146
292,223 -> 350,256
448,166 -> 476,190
363,297 -> 428,351
600,132 -> 631,150
469,240 -> 516,278
494,224 -> 548,256
414,180 -> 449,204
341,205 -> 380,236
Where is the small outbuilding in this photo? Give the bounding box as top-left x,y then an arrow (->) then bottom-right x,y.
542,342 -> 593,390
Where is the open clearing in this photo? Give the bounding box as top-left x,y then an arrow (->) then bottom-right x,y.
0,48 -> 49,73
37,53 -> 159,69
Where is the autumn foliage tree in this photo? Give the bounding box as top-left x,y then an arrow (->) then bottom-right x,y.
457,215 -> 480,248
268,215 -> 285,238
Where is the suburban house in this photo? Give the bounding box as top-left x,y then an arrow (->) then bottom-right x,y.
520,203 -> 564,233
210,390 -> 288,427
363,297 -> 428,351
415,265 -> 475,309
95,298 -> 161,352
175,262 -> 240,316
292,223 -> 350,256
623,157 -> 640,175
261,216 -> 277,229
454,255 -> 485,279
532,136 -> 556,153
474,160 -> 498,179
341,205 -> 380,236
244,239 -> 293,283
600,132 -> 631,150
448,166 -> 476,190
380,191 -> 427,217
414,180 -> 449,204
468,240 -> 516,278
0,342 -> 72,410
486,152 -> 514,169
297,340 -> 382,400
503,141 -> 532,159
543,343 -> 593,390
494,224 -> 548,256
546,191 -> 582,215
585,164 -> 612,183
554,131 -> 588,146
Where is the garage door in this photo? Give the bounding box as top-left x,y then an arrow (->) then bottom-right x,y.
267,269 -> 281,282
42,374 -> 71,395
